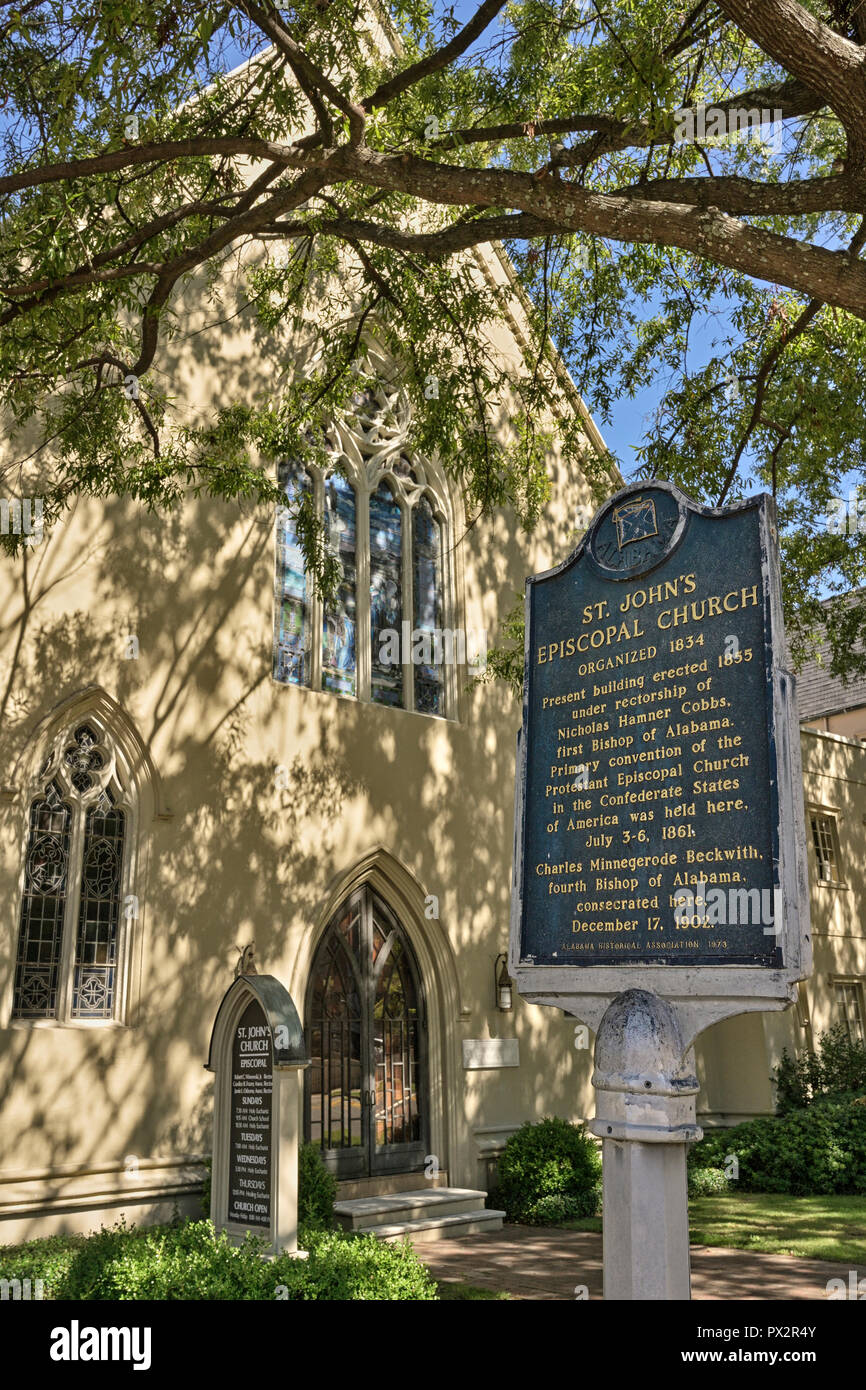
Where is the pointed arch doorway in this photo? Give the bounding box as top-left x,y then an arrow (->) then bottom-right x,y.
305,886 -> 428,1178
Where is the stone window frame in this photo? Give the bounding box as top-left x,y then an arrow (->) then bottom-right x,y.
807,804 -> 846,888
272,351 -> 462,719
829,975 -> 866,1043
8,714 -> 138,1029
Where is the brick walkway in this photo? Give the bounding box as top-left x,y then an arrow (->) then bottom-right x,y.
415,1226 -> 866,1300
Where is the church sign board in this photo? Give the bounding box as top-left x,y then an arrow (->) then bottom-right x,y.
206,973 -> 309,1257
227,997 -> 273,1228
510,482 -> 811,1034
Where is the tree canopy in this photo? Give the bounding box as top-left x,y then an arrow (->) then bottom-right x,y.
2,0 -> 866,676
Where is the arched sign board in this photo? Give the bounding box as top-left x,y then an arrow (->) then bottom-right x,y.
509,482 -> 813,1299
206,974 -> 309,1258
509,480 -> 812,1044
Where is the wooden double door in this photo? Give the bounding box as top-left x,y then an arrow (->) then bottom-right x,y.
304,887 -> 427,1177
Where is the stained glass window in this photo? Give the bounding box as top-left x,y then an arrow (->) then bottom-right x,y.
72,788 -> 125,1019
13,725 -> 130,1023
63,724 -> 105,793
272,420 -> 450,715
322,472 -> 357,697
370,482 -> 404,708
412,497 -> 444,715
13,781 -> 72,1019
274,463 -> 310,687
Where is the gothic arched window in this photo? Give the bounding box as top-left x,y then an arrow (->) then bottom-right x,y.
273,366 -> 454,715
12,721 -> 131,1023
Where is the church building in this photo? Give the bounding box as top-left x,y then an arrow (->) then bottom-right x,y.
1,51 -> 864,1246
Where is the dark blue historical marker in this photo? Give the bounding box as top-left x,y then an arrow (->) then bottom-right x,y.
513,481 -> 785,968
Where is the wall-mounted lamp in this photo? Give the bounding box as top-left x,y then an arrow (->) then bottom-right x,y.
495,953 -> 513,1012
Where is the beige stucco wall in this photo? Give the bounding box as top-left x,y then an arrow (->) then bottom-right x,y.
804,708 -> 866,740
0,233 -> 612,1240
695,724 -> 866,1125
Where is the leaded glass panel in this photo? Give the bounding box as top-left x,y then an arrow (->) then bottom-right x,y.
72,788 -> 125,1019
63,724 -> 105,793
13,781 -> 72,1018
412,497 -> 444,715
369,482 -> 403,707
322,472 -> 357,696
373,934 -> 421,1148
274,463 -> 310,687
308,939 -> 362,1151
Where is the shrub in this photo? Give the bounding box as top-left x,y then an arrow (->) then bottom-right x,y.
0,1219 -> 436,1300
0,1220 -> 274,1301
0,1231 -> 85,1297
276,1227 -> 437,1301
773,1025 -> 866,1115
199,1158 -> 211,1218
298,1142 -> 337,1228
522,1189 -> 600,1224
496,1117 -> 601,1224
198,1143 -> 334,1227
688,1093 -> 866,1196
688,1165 -> 730,1198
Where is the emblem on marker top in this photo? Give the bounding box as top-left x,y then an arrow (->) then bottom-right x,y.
613,495 -> 658,548
586,483 -> 687,580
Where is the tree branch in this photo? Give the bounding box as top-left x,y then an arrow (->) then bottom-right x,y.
335,146 -> 866,319
363,0 -> 509,111
429,80 -> 824,158
238,1 -> 365,143
716,0 -> 866,140
611,171 -> 859,215
0,137 -> 314,197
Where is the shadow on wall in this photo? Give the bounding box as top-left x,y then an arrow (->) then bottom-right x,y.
0,273 -> 598,1204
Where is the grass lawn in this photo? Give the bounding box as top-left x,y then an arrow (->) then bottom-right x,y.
436,1280 -> 511,1300
687,1194 -> 866,1264
561,1194 -> 866,1264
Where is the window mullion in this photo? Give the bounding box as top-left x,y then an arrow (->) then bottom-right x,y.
58,801 -> 85,1022
440,510 -> 456,721
310,471 -> 324,692
402,498 -> 414,712
358,482 -> 371,702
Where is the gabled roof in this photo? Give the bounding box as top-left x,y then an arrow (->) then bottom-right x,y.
797,590 -> 866,720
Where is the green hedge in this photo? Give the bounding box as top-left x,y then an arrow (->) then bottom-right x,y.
773,1025 -> 866,1115
495,1117 -> 601,1223
687,1165 -> 730,1198
298,1143 -> 337,1228
200,1142 -> 336,1227
689,1093 -> 866,1196
0,1219 -> 437,1300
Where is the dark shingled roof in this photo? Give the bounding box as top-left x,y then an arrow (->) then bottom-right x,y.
796,591 -> 866,721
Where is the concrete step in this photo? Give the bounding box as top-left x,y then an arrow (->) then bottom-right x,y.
363,1208 -> 505,1244
334,1186 -> 491,1231
336,1171 -> 449,1200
